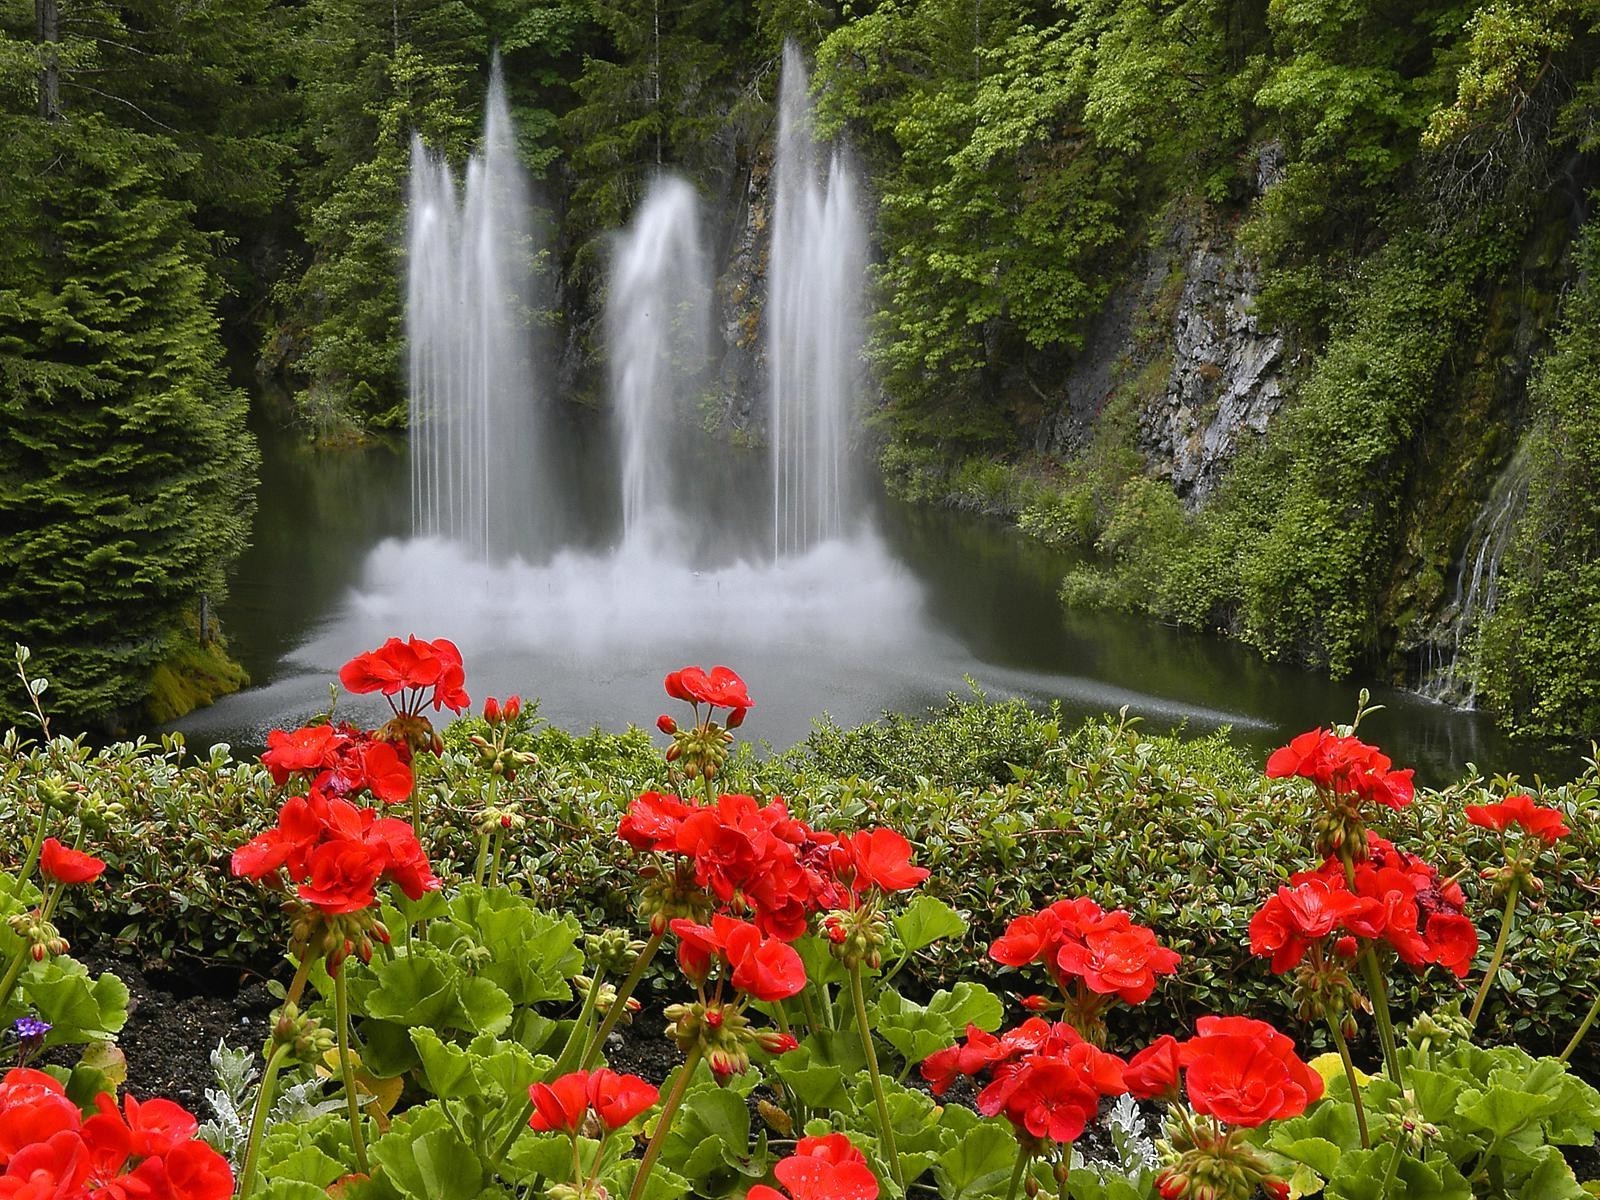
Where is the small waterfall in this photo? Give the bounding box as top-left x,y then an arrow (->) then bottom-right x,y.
1418,436 -> 1533,706
768,42 -> 868,557
607,175 -> 711,550
406,62 -> 539,559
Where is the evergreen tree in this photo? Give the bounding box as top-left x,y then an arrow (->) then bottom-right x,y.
0,100 -> 257,726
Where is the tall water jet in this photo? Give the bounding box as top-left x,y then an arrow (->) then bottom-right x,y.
768,42 -> 868,556
607,175 -> 711,550
406,63 -> 540,559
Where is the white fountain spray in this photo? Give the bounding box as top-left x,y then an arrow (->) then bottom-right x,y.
406,62 -> 538,559
768,42 -> 868,557
608,175 -> 711,551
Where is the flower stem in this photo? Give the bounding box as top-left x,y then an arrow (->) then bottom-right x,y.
474,830 -> 491,888
554,970 -> 607,1077
582,929 -> 663,1070
1325,1017 -> 1370,1149
625,1045 -> 703,1200
7,806 -> 51,902
1560,990 -> 1600,1063
1468,884 -> 1519,1028
849,960 -> 905,1192
1358,947 -> 1404,1089
0,946 -> 31,1010
334,968 -> 369,1173
1003,1145 -> 1031,1200
237,1043 -> 291,1200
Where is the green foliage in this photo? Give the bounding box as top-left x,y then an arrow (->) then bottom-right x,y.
1263,1034 -> 1600,1198
1478,211 -> 1600,739
0,106 -> 258,726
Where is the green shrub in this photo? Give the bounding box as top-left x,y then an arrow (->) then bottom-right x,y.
7,698 -> 1600,1069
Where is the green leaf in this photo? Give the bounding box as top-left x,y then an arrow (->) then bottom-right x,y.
894,895 -> 967,953
934,1121 -> 1018,1200
370,1105 -> 487,1200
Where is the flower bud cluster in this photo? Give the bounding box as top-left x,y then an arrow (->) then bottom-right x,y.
635,863 -> 717,935
289,906 -> 390,977
663,1000 -> 796,1083
1156,1123 -> 1288,1200
270,1001 -> 336,1064
584,929 -> 646,975
822,906 -> 889,970
7,911 -> 67,961
572,975 -> 640,1022
664,721 -> 734,784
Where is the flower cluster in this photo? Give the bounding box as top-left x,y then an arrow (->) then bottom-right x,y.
662,665 -> 753,724
232,792 -> 439,927
749,1134 -> 878,1200
1265,728 -> 1415,810
989,897 -> 1179,1042
620,792 -> 845,940
0,1069 -> 232,1200
922,1018 -> 1127,1144
1125,1017 -> 1323,1127
1257,832 -> 1477,978
664,914 -> 803,1079
260,723 -> 413,805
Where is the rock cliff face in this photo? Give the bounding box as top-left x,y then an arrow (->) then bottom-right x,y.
1137,227 -> 1286,506
1033,201 -> 1287,508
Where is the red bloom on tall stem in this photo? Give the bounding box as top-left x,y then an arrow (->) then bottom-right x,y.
663,665 -> 754,714
1465,793 -> 1571,843
38,839 -> 104,887
339,636 -> 469,713
832,829 -> 929,894
526,1071 -> 659,1135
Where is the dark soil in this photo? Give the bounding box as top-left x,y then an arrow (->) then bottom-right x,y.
66,949 -> 277,1109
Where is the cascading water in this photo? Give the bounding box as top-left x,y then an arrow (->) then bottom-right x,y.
1418,436 -> 1533,706
768,41 -> 868,557
607,175 -> 711,550
406,62 -> 539,559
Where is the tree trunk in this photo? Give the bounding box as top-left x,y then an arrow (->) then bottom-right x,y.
36,0 -> 59,121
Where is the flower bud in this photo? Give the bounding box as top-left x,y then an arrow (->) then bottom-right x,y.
726,708 -> 747,730
657,714 -> 677,735
755,1030 -> 798,1055
504,696 -> 522,721
483,697 -> 501,725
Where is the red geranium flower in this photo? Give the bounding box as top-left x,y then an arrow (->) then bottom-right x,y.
526,1072 -> 589,1135
1266,729 -> 1414,809
1056,921 -> 1181,1005
526,1070 -> 659,1135
38,839 -> 105,887
1178,1016 -> 1322,1128
832,828 -> 930,894
339,636 -> 469,713
749,1134 -> 878,1200
261,724 -> 341,784
669,915 -> 806,1002
1465,793 -> 1571,843
663,665 -> 754,713
1247,878 -> 1379,974
586,1070 -> 659,1131
1124,1035 -> 1183,1101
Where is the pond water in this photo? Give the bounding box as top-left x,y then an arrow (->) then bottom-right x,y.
170,410 -> 1576,787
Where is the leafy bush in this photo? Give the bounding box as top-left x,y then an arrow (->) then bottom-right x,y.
12,694 -> 1600,1075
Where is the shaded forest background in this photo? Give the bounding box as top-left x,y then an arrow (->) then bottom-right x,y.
1,0 -> 1597,741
